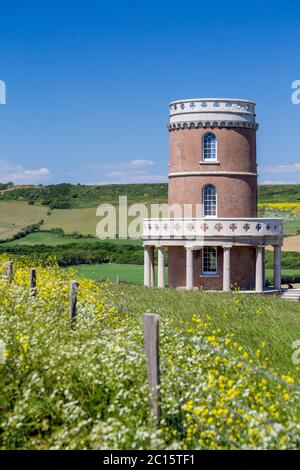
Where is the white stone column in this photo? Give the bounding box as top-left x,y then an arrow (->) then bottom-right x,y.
157,247 -> 165,288
274,245 -> 282,290
149,246 -> 155,288
223,247 -> 231,292
255,246 -> 264,293
262,247 -> 266,289
144,246 -> 150,287
186,247 -> 193,290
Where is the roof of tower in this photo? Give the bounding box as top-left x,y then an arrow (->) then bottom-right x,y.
168,98 -> 258,130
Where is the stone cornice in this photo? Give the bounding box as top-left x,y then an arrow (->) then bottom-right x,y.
168,171 -> 257,177
168,121 -> 259,131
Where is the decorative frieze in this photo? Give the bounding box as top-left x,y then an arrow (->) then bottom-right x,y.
143,218 -> 283,239
168,120 -> 259,131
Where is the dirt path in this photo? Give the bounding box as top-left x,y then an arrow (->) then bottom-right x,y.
282,236 -> 300,252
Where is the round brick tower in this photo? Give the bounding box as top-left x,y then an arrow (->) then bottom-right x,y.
168,98 -> 258,218
142,98 -> 283,292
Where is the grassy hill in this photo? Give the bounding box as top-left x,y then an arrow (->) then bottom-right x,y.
259,184 -> 300,203
0,183 -> 299,246
1,182 -> 300,207
1,255 -> 300,449
0,183 -> 168,208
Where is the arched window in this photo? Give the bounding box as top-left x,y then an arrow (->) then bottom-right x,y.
203,133 -> 217,161
203,184 -> 217,217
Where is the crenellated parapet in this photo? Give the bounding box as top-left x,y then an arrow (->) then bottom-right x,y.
168,98 -> 258,131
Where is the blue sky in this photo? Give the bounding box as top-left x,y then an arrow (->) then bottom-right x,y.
0,0 -> 299,185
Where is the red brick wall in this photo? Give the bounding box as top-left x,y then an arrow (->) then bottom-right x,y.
168,246 -> 256,290
168,127 -> 257,217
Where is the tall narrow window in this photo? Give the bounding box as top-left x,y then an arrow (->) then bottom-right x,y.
203,184 -> 217,217
203,133 -> 217,161
202,247 -> 217,274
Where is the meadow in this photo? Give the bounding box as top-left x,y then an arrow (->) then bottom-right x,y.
73,263 -> 300,286
0,201 -> 48,240
0,183 -> 299,287
1,255 -> 300,450
0,184 -> 299,240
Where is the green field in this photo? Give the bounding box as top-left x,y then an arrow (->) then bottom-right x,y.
42,207 -> 99,235
1,230 -> 141,247
72,263 -> 300,286
0,201 -> 48,240
1,182 -> 299,207
2,257 -> 300,449
266,268 -> 300,283
109,283 -> 300,373
0,183 -> 300,242
283,219 -> 300,237
73,263 -> 167,284
2,231 -> 98,246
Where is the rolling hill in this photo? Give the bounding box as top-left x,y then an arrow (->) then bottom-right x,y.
1,182 -> 299,208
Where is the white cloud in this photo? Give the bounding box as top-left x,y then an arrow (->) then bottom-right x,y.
260,180 -> 297,185
130,159 -> 154,167
259,163 -> 300,174
94,159 -> 166,184
97,174 -> 167,185
0,160 -> 51,183
95,159 -> 155,171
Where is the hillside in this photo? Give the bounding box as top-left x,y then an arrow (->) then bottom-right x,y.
1,255 -> 300,449
1,183 -> 300,208
0,183 -> 168,208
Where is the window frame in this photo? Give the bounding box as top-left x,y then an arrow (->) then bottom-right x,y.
202,246 -> 218,276
202,132 -> 217,162
203,184 -> 217,219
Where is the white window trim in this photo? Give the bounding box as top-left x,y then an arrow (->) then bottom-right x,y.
202,133 -> 218,162
202,184 -> 217,219
202,246 -> 218,276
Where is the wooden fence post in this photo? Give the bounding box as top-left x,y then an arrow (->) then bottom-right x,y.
143,313 -> 161,422
69,280 -> 79,324
7,261 -> 13,284
116,275 -> 119,284
30,268 -> 37,296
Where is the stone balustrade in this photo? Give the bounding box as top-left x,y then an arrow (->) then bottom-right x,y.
143,218 -> 283,240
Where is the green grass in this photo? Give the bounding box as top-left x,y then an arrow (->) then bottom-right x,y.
72,262 -> 167,284
2,231 -> 142,247
2,256 -> 300,449
108,283 -> 300,374
2,231 -> 98,246
266,268 -> 300,279
0,183 -> 299,243
72,263 -> 300,286
0,182 -> 168,207
1,182 -> 299,207
0,201 -> 48,240
284,219 -> 300,237
42,207 -> 100,235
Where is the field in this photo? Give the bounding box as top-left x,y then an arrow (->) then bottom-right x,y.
1,255 -> 300,450
0,201 -> 48,240
2,231 -> 99,246
42,207 -> 99,235
282,236 -> 300,251
72,263 -> 300,286
73,263 -> 146,283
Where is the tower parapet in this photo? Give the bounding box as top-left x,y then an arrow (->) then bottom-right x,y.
168,98 -> 258,130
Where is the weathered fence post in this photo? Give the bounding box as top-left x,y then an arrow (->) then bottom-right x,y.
143,313 -> 161,422
69,280 -> 79,324
7,261 -> 13,284
30,268 -> 37,296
